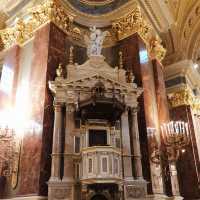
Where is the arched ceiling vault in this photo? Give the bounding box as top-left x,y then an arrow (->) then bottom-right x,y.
163,0 -> 200,65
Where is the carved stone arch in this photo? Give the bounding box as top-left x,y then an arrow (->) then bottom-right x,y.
92,80 -> 106,97
88,190 -> 112,200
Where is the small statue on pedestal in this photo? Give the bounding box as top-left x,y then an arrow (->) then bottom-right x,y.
56,63 -> 64,78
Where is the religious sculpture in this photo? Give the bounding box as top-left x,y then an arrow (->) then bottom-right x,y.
84,26 -> 108,57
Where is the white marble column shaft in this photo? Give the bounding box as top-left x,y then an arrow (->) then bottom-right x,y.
121,109 -> 134,180
63,103 -> 75,183
130,107 -> 143,179
50,103 -> 62,181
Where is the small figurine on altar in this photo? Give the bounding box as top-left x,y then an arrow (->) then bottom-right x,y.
56,63 -> 64,78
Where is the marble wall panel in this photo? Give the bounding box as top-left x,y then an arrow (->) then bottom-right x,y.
0,45 -> 20,109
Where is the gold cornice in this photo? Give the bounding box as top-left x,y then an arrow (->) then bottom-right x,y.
168,87 -> 200,113
0,0 -> 75,50
0,0 -> 166,63
112,5 -> 166,62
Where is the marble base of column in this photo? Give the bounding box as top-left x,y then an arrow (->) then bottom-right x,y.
62,155 -> 74,183
146,195 -> 183,200
167,196 -> 183,200
146,194 -> 170,200
124,179 -> 147,200
49,154 -> 61,182
3,197 -> 47,200
48,181 -> 74,200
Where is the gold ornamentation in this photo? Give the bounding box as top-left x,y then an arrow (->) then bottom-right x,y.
112,5 -> 144,41
112,5 -> 166,62
149,36 -> 166,62
0,0 -> 74,49
168,87 -> 200,113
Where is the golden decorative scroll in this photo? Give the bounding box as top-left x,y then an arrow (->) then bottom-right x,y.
168,87 -> 200,113
112,5 -> 166,62
0,0 -> 74,49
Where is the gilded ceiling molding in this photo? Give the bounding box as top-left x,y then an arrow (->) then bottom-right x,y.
0,0 -> 75,50
179,1 -> 200,58
168,87 -> 200,113
79,0 -> 114,6
112,6 -> 166,62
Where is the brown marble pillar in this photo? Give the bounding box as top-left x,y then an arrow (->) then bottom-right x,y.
50,102 -> 62,181
171,105 -> 200,199
130,107 -> 143,180
121,109 -> 134,180
118,33 -> 165,195
152,59 -> 181,197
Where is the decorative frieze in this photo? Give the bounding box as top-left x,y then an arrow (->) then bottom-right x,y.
112,5 -> 166,62
0,0 -> 75,49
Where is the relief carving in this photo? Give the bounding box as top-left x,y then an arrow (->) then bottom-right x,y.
53,187 -> 72,199
126,185 -> 145,198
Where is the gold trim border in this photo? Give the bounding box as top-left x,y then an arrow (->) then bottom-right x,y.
79,0 -> 114,6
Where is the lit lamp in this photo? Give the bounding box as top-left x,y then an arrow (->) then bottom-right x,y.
160,121 -> 190,162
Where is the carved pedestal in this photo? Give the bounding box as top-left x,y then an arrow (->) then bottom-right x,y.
124,179 -> 147,200
48,180 -> 74,200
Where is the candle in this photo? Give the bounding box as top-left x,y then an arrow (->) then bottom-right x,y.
185,123 -> 189,137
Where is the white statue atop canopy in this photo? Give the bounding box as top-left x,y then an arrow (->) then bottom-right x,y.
84,26 -> 108,57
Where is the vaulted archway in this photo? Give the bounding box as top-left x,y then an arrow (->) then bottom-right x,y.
91,194 -> 108,200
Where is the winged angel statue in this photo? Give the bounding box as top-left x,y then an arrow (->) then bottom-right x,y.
84,26 -> 108,57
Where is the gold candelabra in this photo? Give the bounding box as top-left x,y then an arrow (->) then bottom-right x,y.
0,126 -> 21,189
147,121 -> 190,164
161,121 -> 190,162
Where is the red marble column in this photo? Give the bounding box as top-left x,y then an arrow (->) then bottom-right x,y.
152,59 -> 170,124
152,59 -> 178,196
18,24 -> 51,195
118,33 -> 164,194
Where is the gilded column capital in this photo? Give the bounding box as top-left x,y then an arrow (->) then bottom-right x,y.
112,4 -> 166,62
168,87 -> 200,114
0,0 -> 74,50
